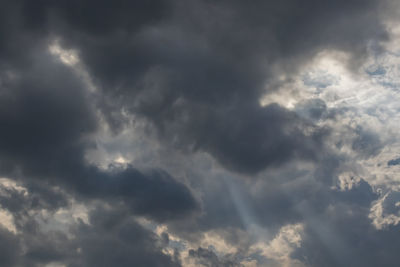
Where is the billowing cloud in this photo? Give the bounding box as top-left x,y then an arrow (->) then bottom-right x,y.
1,0 -> 400,266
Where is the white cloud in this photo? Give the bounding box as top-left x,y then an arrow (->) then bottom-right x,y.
250,223 -> 305,267
369,191 -> 400,229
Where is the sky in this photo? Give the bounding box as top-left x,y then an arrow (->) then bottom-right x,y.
1,0 -> 400,266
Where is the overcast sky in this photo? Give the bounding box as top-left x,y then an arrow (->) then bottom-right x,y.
1,0 -> 400,266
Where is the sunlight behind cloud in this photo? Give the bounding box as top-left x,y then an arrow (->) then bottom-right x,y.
49,41 -> 79,66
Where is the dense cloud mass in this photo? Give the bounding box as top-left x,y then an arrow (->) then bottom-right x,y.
1,0 -> 400,266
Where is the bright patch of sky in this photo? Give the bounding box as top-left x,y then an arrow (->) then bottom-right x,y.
262,24 -> 400,230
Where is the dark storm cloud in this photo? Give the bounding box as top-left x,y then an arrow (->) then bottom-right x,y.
154,101 -> 327,174
80,167 -> 198,221
293,200 -> 400,267
0,227 -> 19,267
188,247 -> 242,267
0,52 -> 96,172
0,28 -> 197,222
281,178 -> 400,267
0,180 -> 68,219
0,0 -> 388,176
69,205 -> 181,267
0,0 -> 396,266
289,179 -> 400,267
0,188 -> 181,267
14,0 -> 384,173
0,61 -> 195,220
0,181 -> 74,267
166,154 -> 352,239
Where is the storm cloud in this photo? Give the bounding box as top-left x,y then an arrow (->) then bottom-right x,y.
0,0 -> 399,266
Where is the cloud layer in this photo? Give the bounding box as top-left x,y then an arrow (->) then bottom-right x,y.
1,0 -> 400,266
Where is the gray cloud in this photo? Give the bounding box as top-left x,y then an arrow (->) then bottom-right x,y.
388,157 -> 400,166
0,227 -> 19,267
0,0 -> 398,266
0,185 -> 182,267
188,247 -> 242,267
37,0 -> 387,173
351,126 -> 383,159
